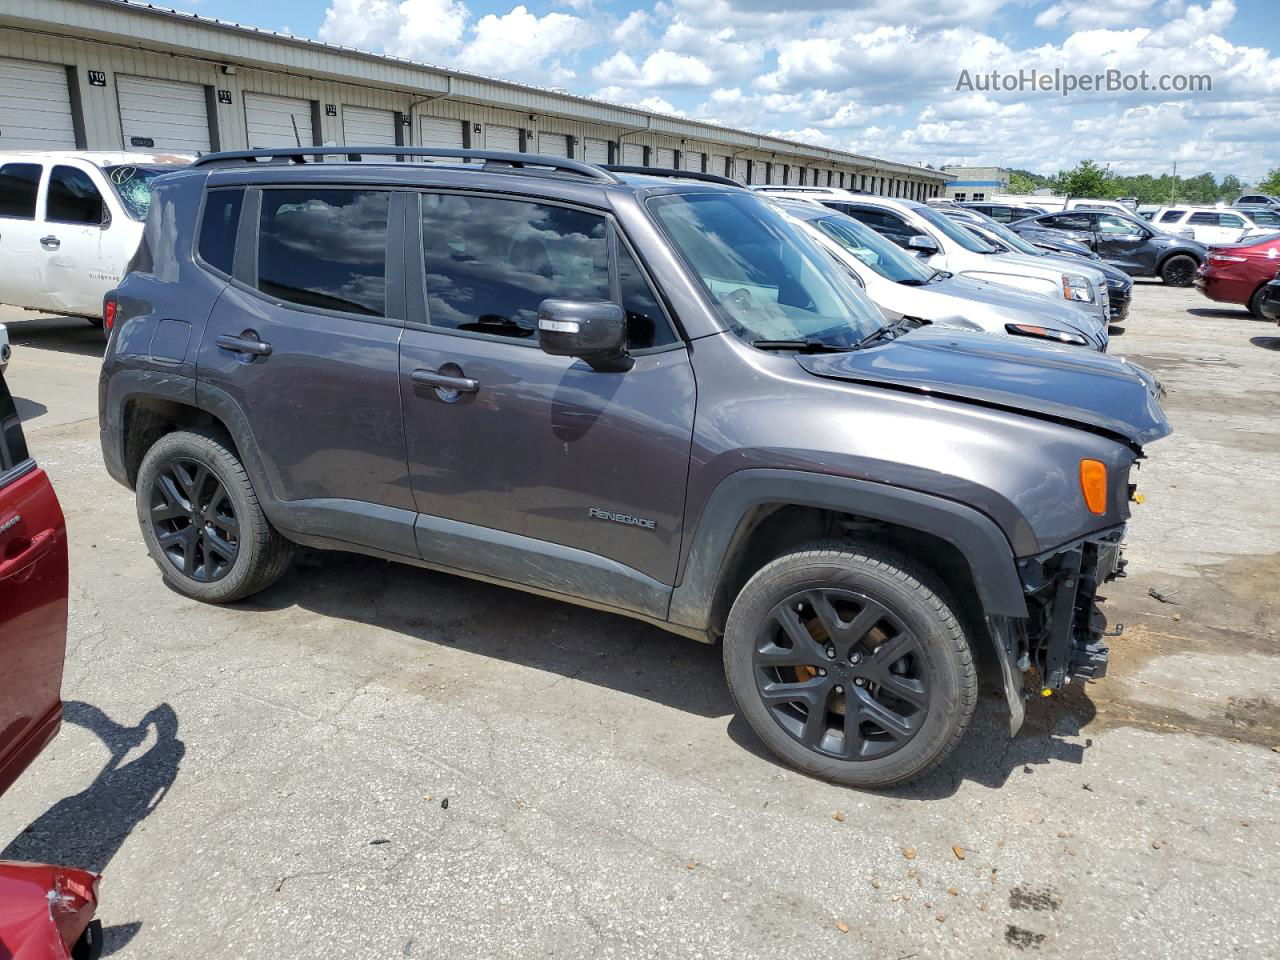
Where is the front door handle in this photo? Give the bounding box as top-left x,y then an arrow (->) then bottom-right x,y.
0,529 -> 56,581
412,368 -> 479,394
216,333 -> 272,356
39,235 -> 60,250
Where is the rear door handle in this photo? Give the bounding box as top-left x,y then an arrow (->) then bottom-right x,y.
0,529 -> 56,581
216,334 -> 272,356
411,369 -> 479,393
39,235 -> 60,250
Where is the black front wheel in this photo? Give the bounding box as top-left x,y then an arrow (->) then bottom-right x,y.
135,430 -> 293,603
1160,254 -> 1198,287
723,541 -> 976,788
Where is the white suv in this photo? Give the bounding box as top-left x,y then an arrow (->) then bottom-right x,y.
1151,206 -> 1280,245
0,151 -> 189,323
758,189 -> 1107,324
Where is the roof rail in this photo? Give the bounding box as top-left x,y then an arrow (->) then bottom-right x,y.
602,165 -> 744,188
189,146 -> 623,182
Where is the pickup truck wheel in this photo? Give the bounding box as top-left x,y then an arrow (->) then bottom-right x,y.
723,541 -> 976,789
1159,254 -> 1197,286
135,430 -> 293,603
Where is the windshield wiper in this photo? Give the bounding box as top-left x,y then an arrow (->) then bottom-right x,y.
927,270 -> 952,283
897,278 -> 927,286
752,339 -> 853,353
856,314 -> 920,349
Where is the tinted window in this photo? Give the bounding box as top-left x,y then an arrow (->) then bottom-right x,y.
986,206 -> 1014,222
0,163 -> 40,219
1251,211 -> 1280,226
198,189 -> 244,276
420,194 -> 608,340
0,373 -> 30,473
258,189 -> 389,317
1097,215 -> 1141,235
46,165 -> 104,224
1014,207 -> 1043,220
617,243 -> 677,349
1187,212 -> 1218,225
1218,214 -> 1244,228
1159,209 -> 1186,223
1044,213 -> 1093,231
842,207 -> 916,247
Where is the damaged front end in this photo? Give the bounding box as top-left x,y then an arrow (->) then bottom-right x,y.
990,529 -> 1127,734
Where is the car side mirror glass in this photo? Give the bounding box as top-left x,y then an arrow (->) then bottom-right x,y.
906,234 -> 938,256
538,299 -> 632,372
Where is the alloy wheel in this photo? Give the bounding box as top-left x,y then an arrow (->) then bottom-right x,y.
149,458 -> 239,582
752,588 -> 931,761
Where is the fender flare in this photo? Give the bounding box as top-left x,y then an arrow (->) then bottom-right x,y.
667,469 -> 1028,632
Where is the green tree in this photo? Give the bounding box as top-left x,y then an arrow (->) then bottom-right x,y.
1218,174 -> 1243,201
1057,160 -> 1111,199
1258,168 -> 1280,194
1008,171 -> 1041,194
1180,172 -> 1219,204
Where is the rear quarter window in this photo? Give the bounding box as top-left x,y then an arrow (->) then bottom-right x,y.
197,189 -> 244,276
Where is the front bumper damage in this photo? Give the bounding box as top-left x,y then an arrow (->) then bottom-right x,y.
991,528 -> 1127,734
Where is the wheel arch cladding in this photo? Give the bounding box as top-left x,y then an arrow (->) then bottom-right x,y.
668,469 -> 1028,636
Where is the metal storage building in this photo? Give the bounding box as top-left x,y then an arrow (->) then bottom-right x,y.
0,0 -> 951,198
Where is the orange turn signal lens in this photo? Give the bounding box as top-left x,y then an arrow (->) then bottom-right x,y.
1079,459 -> 1107,515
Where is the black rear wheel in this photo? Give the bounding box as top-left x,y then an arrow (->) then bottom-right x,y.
1248,286 -> 1267,319
1160,254 -> 1197,286
723,541 -> 976,788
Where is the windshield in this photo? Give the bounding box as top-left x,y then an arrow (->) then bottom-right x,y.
103,165 -> 178,220
915,204 -> 997,253
648,192 -> 886,347
810,213 -> 934,283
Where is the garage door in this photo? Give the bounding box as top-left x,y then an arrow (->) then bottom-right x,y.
342,106 -> 397,152
680,151 -> 703,172
117,76 -> 211,154
245,93 -> 314,148
654,147 -> 675,169
751,162 -> 766,185
420,116 -> 464,149
537,132 -> 570,157
0,57 -> 76,150
621,143 -> 645,166
582,137 -> 609,165
710,155 -> 730,179
487,124 -> 520,153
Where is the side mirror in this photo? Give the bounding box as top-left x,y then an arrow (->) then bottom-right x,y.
906,234 -> 938,256
538,299 -> 632,372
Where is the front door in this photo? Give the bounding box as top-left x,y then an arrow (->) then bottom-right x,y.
1093,214 -> 1152,273
197,185 -> 415,555
0,161 -> 45,310
39,164 -> 117,316
398,191 -> 695,615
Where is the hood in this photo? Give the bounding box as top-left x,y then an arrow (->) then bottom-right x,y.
796,326 -> 1171,447
931,275 -> 1103,335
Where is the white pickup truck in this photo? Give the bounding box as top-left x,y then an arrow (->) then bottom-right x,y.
0,151 -> 189,325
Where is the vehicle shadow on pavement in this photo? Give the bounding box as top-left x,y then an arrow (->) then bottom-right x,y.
5,315 -> 106,360
1250,336 -> 1280,351
1,701 -> 184,957
251,552 -> 1096,797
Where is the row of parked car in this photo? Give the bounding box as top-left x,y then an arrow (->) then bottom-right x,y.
6,144 -> 1173,882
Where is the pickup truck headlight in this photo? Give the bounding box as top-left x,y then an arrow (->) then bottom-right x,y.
1005,323 -> 1089,346
1062,274 -> 1094,303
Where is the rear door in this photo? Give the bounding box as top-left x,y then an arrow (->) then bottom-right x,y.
0,160 -> 45,309
0,371 -> 69,798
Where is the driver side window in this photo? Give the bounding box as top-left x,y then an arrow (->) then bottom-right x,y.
844,208 -> 916,248
1097,215 -> 1139,236
1046,212 -> 1093,232
46,165 -> 105,225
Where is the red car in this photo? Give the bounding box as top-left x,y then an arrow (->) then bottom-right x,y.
0,371 -> 101,960
1194,231 -> 1280,317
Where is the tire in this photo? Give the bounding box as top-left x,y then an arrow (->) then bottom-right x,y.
135,429 -> 293,603
1248,286 -> 1266,319
1159,254 -> 1198,286
723,540 -> 976,789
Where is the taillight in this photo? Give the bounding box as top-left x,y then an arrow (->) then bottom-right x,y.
103,298 -> 117,330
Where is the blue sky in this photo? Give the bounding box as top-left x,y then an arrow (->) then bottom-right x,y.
182,0 -> 1280,181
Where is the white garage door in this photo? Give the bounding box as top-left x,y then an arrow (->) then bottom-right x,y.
117,76 -> 211,154
0,57 -> 76,150
245,93 -> 314,148
420,116 -> 464,149
537,132 -> 570,157
710,155 -> 730,179
582,137 -> 609,165
680,152 -> 703,172
487,124 -> 520,152
621,143 -> 645,166
342,106 -> 397,151
654,147 -> 675,169
751,162 -> 766,185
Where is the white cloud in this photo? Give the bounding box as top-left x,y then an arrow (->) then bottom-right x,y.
318,0 -> 470,62
612,10 -> 651,45
593,49 -> 714,88
1034,0 -> 1160,30
455,5 -> 589,78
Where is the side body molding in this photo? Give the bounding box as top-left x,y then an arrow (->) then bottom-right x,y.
668,469 -> 1029,633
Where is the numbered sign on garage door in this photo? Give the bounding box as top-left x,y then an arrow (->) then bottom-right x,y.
342,106 -> 396,154
582,138 -> 609,165
622,143 -> 645,166
117,76 -> 212,154
487,124 -> 520,152
537,132 -> 570,157
245,93 -> 314,148
654,148 -> 675,169
0,57 -> 77,149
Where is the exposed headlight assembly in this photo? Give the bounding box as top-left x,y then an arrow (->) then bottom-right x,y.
1005,323 -> 1089,346
1062,274 -> 1095,302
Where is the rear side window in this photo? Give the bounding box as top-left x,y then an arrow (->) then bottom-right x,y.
0,374 -> 30,473
420,194 -> 609,341
1159,209 -> 1185,223
1045,213 -> 1093,231
198,189 -> 244,276
0,163 -> 41,220
258,189 -> 390,317
46,165 -> 104,224
843,208 -> 916,246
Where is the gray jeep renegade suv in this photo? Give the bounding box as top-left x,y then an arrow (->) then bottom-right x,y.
99,148 -> 1170,788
